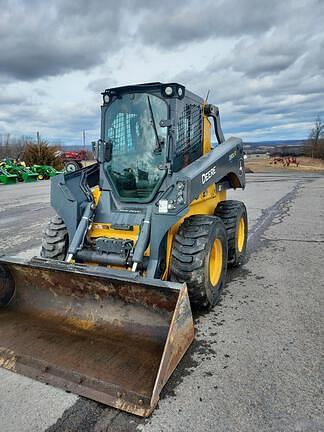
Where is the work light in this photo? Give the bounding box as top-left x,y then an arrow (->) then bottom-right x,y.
164,86 -> 173,96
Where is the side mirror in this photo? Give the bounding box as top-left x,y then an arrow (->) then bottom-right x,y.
96,139 -> 112,163
92,141 -> 97,159
104,140 -> 112,161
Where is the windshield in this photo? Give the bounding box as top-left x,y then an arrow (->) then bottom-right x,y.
104,93 -> 168,202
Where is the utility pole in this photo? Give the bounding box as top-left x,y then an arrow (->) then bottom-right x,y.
37,131 -> 40,146
4,134 -> 10,158
82,130 -> 86,149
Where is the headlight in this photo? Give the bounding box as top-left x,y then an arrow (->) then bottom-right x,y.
177,181 -> 185,190
176,181 -> 186,205
177,87 -> 183,97
164,86 -> 173,96
177,195 -> 184,205
103,94 -> 110,104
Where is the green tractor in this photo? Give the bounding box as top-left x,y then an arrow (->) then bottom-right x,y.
0,163 -> 17,185
31,164 -> 62,180
4,160 -> 38,183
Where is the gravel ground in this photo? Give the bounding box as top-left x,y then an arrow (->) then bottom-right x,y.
0,172 -> 323,432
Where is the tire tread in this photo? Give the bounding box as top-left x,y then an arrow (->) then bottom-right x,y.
40,216 -> 68,260
170,215 -> 226,308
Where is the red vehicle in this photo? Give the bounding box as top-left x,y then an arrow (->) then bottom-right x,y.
61,150 -> 87,172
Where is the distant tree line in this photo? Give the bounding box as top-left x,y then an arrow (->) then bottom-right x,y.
0,134 -> 30,159
0,134 -> 63,169
0,134 -> 94,166
269,146 -> 305,157
304,117 -> 324,159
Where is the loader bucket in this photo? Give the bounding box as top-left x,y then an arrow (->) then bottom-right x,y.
0,257 -> 194,417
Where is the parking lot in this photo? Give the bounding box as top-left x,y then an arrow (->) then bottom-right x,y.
0,172 -> 323,432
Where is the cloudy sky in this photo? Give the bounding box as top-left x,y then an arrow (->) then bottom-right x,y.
0,0 -> 323,145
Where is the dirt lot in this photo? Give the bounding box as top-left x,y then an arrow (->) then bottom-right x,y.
246,156 -> 324,173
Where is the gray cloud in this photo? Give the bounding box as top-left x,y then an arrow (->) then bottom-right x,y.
87,76 -> 118,94
137,0 -> 280,47
0,94 -> 21,106
0,0 -> 323,142
1,0 -> 322,82
171,1 -> 324,139
0,0 -> 129,80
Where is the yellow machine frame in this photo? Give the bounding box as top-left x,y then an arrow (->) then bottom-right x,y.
89,113 -> 226,278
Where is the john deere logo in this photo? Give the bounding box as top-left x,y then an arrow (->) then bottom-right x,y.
202,166 -> 216,185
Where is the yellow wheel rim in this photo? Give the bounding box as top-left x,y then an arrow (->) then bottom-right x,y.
209,239 -> 223,286
237,217 -> 245,252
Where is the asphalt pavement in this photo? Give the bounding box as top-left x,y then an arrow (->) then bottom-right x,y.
0,172 -> 323,432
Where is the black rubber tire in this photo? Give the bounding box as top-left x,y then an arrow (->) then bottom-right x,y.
214,200 -> 248,267
40,215 -> 69,260
64,160 -> 81,172
170,215 -> 228,309
0,265 -> 15,307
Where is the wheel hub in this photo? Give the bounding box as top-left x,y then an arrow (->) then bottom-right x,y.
209,239 -> 223,286
237,217 -> 245,252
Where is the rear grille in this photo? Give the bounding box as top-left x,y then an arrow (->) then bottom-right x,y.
174,104 -> 202,171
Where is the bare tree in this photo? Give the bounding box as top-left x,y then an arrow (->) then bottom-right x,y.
305,116 -> 324,159
0,135 -> 25,160
0,134 -> 62,162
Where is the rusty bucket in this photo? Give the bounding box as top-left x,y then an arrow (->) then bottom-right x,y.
0,257 -> 194,417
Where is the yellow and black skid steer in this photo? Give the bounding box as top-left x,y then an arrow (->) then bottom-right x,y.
0,82 -> 247,416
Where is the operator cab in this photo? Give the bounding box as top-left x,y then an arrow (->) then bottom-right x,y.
104,91 -> 167,201
99,82 -> 204,203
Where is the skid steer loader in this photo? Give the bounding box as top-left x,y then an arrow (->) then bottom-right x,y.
0,82 -> 247,416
